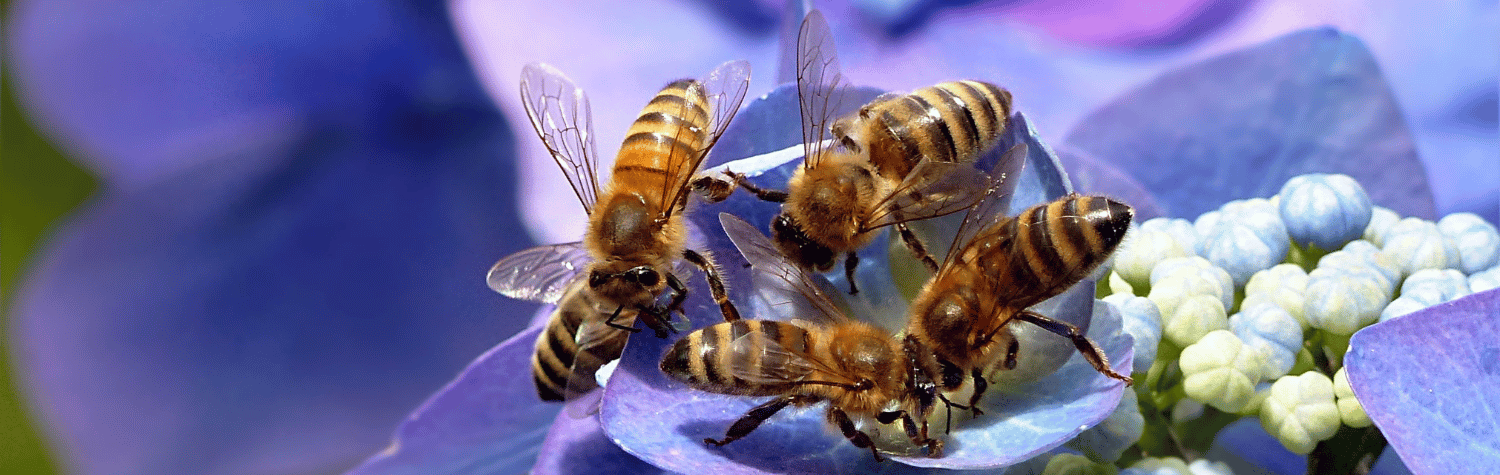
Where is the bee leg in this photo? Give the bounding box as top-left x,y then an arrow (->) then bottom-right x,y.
727,171 -> 788,203
704,395 -> 796,447
603,305 -> 641,334
829,407 -> 884,462
895,223 -> 939,273
879,410 -> 942,458
1014,311 -> 1133,385
967,368 -> 988,416
663,272 -> 688,317
690,174 -> 735,203
681,249 -> 741,322
843,251 -> 860,295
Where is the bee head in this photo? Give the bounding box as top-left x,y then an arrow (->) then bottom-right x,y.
588,260 -> 665,309
771,214 -> 837,271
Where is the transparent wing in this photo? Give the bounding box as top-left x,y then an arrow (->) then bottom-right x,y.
863,161 -> 992,230
563,313 -> 635,418
520,63 -> 602,215
660,59 -> 752,216
724,325 -> 855,387
941,142 -> 1028,270
719,213 -> 847,326
486,242 -> 592,303
796,9 -> 848,170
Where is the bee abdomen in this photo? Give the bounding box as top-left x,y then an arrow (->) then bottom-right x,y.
660,320 -> 812,396
865,80 -> 1012,178
616,79 -> 712,182
531,308 -> 584,401
1010,195 -> 1133,294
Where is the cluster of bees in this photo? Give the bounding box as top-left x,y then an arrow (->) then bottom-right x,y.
486,11 -> 1134,460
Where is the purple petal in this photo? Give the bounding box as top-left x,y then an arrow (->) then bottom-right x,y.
963,0 -> 1255,49
9,2 -> 540,473
349,323 -> 558,475
1054,145 -> 1164,221
532,404 -> 666,475
1065,28 -> 1437,221
1345,288 -> 1500,473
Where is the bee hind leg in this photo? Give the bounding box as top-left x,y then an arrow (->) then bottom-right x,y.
895,222 -> 939,273
829,407 -> 884,462
1014,311 -> 1133,385
704,395 -> 800,447
681,249 -> 740,322
727,171 -> 788,203
844,251 -> 860,295
603,305 -> 642,334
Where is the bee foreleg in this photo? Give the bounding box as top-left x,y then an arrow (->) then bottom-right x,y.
828,407 -> 884,462
895,223 -> 939,273
967,367 -> 987,416
681,249 -> 740,322
663,272 -> 688,317
728,171 -> 789,203
843,251 -> 860,295
704,395 -> 797,447
603,305 -> 641,334
1014,311 -> 1133,385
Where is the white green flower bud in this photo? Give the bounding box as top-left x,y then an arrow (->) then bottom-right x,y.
1242,264 -> 1310,329
1382,217 -> 1461,276
1041,453 -> 1117,475
1115,227 -> 1192,291
1304,268 -> 1389,335
1160,294 -> 1229,347
1067,389 -> 1144,464
1363,206 -> 1399,246
1317,240 -> 1401,296
1187,459 -> 1235,475
1181,330 -> 1263,413
1333,368 -> 1371,428
1278,173 -> 1373,251
1260,371 -> 1341,454
1151,257 -> 1234,310
1437,212 -> 1500,274
1124,456 -> 1193,475
1141,217 -> 1200,258
1471,265 -> 1500,293
1229,303 -> 1303,379
1104,293 -> 1162,374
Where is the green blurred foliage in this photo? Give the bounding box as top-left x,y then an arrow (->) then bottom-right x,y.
3,2 -> 95,471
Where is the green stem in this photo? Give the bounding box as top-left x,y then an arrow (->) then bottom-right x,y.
1307,425 -> 1388,475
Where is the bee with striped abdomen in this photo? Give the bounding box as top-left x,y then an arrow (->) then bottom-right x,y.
905,183 -> 1136,411
658,213 -> 945,460
702,10 -> 1012,295
488,60 -> 750,405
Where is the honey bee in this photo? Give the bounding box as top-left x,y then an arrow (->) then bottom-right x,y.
702,10 -> 1010,294
658,213 -> 945,460
488,60 -> 751,404
905,184 -> 1136,411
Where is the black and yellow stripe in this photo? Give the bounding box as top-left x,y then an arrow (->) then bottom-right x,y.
861,80 -> 1012,180
991,195 -> 1131,303
660,320 -> 815,397
614,79 -> 712,192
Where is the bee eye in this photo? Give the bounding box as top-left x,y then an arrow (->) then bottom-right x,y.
588,270 -> 609,288
628,267 -> 659,287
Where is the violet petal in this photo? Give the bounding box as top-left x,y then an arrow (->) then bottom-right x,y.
1065,28 -> 1436,220
1345,288 -> 1500,473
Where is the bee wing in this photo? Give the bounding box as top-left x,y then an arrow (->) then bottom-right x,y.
725,326 -> 857,387
562,314 -> 635,418
520,63 -> 602,216
862,161 -> 992,230
659,59 -> 752,217
719,213 -> 848,326
796,9 -> 849,170
940,142 -> 1028,270
486,242 -> 592,303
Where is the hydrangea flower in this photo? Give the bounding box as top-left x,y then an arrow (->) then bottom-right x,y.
1436,212 -> 1500,274
1260,371 -> 1341,454
1364,207 -> 1401,246
1278,173 -> 1373,252
1113,227 -> 1194,292
1382,217 -> 1462,275
1332,368 -> 1371,429
8,0 -> 1492,474
1103,293 -> 1162,374
1303,265 -> 1390,335
1241,264 -> 1310,329
1180,330 -> 1263,413
1229,303 -> 1303,379
1195,199 -> 1291,287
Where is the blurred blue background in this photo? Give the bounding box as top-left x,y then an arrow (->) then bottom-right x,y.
2,0 -> 1494,474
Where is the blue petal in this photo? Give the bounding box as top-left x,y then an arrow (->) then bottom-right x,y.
348,322 -> 558,475
532,404 -> 666,475
9,2 -> 540,473
1345,288 -> 1500,473
1065,28 -> 1437,221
